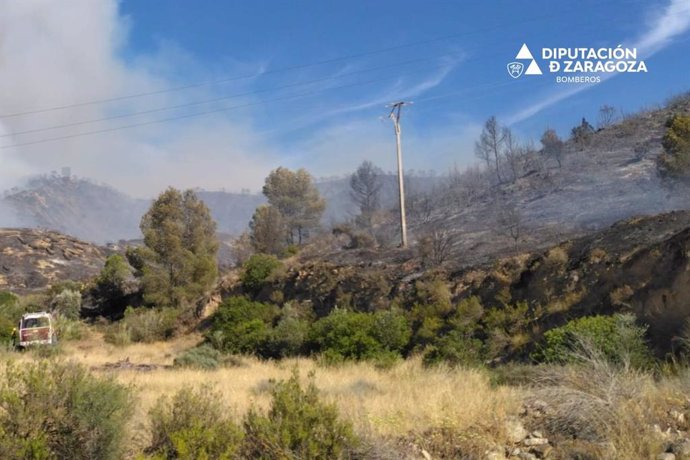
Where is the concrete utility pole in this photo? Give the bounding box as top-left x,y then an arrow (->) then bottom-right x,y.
388,101 -> 411,248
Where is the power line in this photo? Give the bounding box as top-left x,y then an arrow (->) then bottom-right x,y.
1,15 -> 620,140
0,0 -> 646,119
1,54 -> 459,138
0,75 -> 543,151
0,70 -> 441,150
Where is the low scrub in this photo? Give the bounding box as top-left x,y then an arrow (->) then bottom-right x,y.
308,309 -> 410,362
105,306 -> 179,345
533,313 -> 652,368
206,296 -> 279,355
0,361 -> 133,460
173,344 -> 222,370
242,370 -> 359,458
147,385 -> 243,459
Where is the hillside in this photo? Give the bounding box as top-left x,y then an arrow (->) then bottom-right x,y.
397,94 -> 690,267
0,228 -> 108,293
246,209 -> 690,360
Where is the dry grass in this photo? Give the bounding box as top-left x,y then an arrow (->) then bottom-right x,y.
5,330 -> 689,459
1,333 -> 524,456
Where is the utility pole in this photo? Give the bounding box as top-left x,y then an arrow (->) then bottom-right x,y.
388,101 -> 411,248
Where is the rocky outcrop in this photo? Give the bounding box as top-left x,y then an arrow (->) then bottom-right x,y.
0,228 -> 108,294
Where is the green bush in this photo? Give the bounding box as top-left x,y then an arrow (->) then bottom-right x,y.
371,309 -> 411,354
96,254 -> 133,300
240,254 -> 281,294
0,292 -> 23,343
659,114 -> 690,177
103,321 -> 132,346
308,309 -> 382,361
242,370 -> 357,459
54,317 -> 85,341
264,316 -> 310,358
174,345 -> 221,370
423,330 -> 484,367
148,386 -> 243,460
104,307 -> 179,344
0,361 -> 133,460
50,288 -> 82,320
206,296 -> 279,355
534,313 -> 652,368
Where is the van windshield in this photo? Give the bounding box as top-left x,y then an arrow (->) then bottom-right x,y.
22,317 -> 50,328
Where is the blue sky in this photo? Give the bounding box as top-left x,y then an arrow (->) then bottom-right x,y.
1,0 -> 689,196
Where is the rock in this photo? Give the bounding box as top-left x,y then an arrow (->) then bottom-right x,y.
530,431 -> 543,439
510,447 -> 522,456
523,438 -> 549,447
518,453 -> 537,460
529,444 -> 553,459
421,449 -> 432,460
656,453 -> 675,460
505,418 -> 529,443
485,452 -> 505,460
670,438 -> 690,456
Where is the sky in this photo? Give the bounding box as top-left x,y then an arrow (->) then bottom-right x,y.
1,0 -> 690,197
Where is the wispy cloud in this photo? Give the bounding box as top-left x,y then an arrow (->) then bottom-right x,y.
322,57 -> 459,117
505,0 -> 690,125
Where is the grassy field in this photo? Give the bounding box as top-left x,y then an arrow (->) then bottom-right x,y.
4,329 -> 690,459
52,331 -> 521,456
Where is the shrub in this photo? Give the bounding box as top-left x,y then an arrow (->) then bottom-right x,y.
240,253 -> 281,294
50,288 -> 82,320
103,321 -> 132,346
148,386 -> 243,460
174,345 -> 221,370
534,313 -> 652,368
371,309 -> 411,354
53,317 -> 85,341
308,309 -> 382,361
264,316 -> 310,358
96,254 -> 133,299
659,114 -> 690,177
242,370 -> 357,459
0,361 -> 133,460
0,292 -> 23,343
423,330 -> 484,367
206,296 -> 279,355
104,307 -> 179,344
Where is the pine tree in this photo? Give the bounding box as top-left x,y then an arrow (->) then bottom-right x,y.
262,168 -> 325,245
138,188 -> 218,309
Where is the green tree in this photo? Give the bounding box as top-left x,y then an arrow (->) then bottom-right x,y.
262,167 -> 325,245
249,204 -> 288,256
659,114 -> 690,177
96,254 -> 132,299
138,188 -> 219,309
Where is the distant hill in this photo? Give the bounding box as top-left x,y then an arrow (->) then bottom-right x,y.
2,92 -> 689,250
0,172 -> 441,244
0,176 -> 266,244
2,175 -> 148,243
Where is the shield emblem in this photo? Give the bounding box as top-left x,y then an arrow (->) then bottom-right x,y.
507,62 -> 524,79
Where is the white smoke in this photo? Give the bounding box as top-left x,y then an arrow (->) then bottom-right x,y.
0,0 -> 279,197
